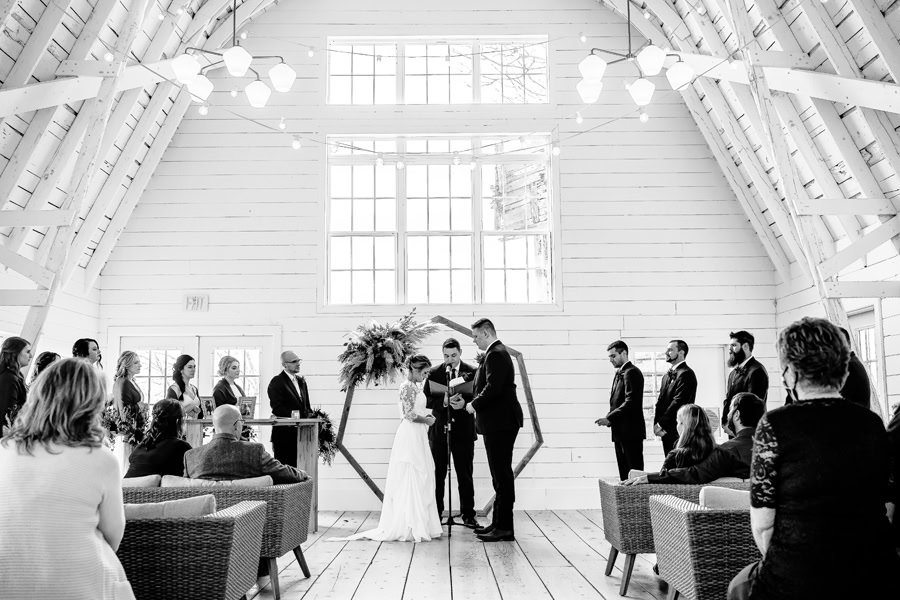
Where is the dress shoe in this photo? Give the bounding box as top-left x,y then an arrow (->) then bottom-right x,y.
478,528 -> 515,542
473,524 -> 494,535
462,516 -> 479,529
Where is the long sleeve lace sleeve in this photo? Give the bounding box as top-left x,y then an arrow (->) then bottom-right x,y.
399,382 -> 419,422
750,413 -> 779,509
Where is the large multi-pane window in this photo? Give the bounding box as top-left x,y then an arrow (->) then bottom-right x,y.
328,37 -> 548,105
327,135 -> 554,305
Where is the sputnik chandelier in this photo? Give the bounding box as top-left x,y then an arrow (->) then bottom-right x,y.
169,0 -> 297,108
577,1 -> 695,113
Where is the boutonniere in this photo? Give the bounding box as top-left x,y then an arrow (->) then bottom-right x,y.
474,352 -> 486,367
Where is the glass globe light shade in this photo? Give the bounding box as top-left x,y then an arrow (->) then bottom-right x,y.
187,74 -> 214,101
666,61 -> 695,91
578,54 -> 607,80
636,45 -> 666,76
172,54 -> 201,83
268,62 -> 297,93
576,78 -> 603,104
244,80 -> 271,108
628,78 -> 655,106
223,45 -> 253,77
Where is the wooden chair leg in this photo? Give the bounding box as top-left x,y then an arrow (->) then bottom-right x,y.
605,547 -> 619,576
267,557 -> 281,600
666,589 -> 679,600
293,546 -> 311,578
619,554 -> 636,596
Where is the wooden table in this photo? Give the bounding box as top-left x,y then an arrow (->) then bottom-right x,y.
186,417 -> 321,532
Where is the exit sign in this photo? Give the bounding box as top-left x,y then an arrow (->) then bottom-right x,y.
184,294 -> 209,312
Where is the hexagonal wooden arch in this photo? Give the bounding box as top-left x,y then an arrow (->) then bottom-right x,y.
335,315 -> 544,515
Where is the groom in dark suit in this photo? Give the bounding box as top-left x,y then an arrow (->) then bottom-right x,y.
423,338 -> 478,528
267,350 -> 312,468
595,340 -> 645,480
460,318 -> 523,542
653,339 -> 697,455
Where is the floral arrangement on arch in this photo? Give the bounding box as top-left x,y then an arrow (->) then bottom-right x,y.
337,309 -> 439,391
312,407 -> 338,465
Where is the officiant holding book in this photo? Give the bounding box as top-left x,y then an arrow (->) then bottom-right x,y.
423,338 -> 478,529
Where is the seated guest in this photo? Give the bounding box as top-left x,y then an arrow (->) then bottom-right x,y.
625,392 -> 764,485
728,317 -> 898,600
0,336 -> 31,435
661,403 -> 716,470
0,358 -> 134,598
28,351 -> 60,385
183,404 -> 307,484
213,355 -> 246,408
111,350 -> 147,446
125,399 -> 191,478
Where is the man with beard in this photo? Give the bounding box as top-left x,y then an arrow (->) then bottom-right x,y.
723,331 -> 768,436
652,340 -> 697,455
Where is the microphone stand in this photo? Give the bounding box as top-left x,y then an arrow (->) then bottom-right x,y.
444,365 -> 458,536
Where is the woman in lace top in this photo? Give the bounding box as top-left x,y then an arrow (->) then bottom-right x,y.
728,317 -> 897,600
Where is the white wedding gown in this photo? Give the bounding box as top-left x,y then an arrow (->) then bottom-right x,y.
341,380 -> 443,542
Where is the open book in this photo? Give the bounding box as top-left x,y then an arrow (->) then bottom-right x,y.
427,378 -> 474,396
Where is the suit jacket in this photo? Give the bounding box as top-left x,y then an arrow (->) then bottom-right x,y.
268,371 -> 311,443
723,356 -> 769,429
648,427 -> 754,483
183,433 -> 306,484
0,368 -> 27,434
213,378 -> 246,408
605,361 -> 645,442
653,362 -> 697,435
841,352 -> 871,409
470,341 -> 524,435
423,361 -> 477,441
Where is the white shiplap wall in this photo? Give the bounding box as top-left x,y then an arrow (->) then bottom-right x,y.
97,0 -> 779,509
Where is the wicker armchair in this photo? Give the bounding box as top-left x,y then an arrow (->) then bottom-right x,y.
597,478 -> 750,595
649,495 -> 760,600
118,500 -> 266,600
124,480 -> 314,599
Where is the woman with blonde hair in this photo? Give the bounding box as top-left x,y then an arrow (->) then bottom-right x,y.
212,355 -> 246,408
110,351 -> 147,451
662,403 -> 716,470
0,358 -> 134,599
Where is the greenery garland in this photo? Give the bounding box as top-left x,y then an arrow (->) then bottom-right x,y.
337,309 -> 439,390
312,407 -> 338,465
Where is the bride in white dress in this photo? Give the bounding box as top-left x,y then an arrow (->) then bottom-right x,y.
342,354 -> 443,542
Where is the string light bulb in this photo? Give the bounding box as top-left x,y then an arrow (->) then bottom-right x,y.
575,111 -> 583,124
176,7 -> 184,15
307,47 -> 315,58
469,159 -> 477,171
396,159 -> 406,170
643,10 -> 651,19
230,89 -> 238,98
579,32 -> 587,44
157,12 -> 164,21
103,51 -> 114,62
198,103 -> 209,116
453,153 -> 461,166
240,31 -> 248,40
376,154 -> 384,167
291,136 -> 302,150
551,144 -> 561,156
278,117 -> 287,130
639,111 -> 649,123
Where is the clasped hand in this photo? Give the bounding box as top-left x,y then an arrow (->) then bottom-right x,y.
423,414 -> 436,427
448,394 -> 466,410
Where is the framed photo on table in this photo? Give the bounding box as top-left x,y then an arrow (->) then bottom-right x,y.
238,396 -> 257,419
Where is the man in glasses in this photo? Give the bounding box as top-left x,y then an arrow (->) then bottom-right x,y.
268,350 -> 313,467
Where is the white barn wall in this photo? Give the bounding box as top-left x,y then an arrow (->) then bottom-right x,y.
97,0 -> 778,509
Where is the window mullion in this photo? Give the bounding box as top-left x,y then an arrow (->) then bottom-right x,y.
472,41 -> 481,104
472,137 -> 483,304
397,137 -> 408,304
396,43 -> 405,104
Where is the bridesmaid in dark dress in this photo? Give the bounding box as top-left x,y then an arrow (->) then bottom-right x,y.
125,399 -> 191,478
728,317 -> 898,600
111,351 -> 147,447
212,355 -> 251,440
0,337 -> 32,435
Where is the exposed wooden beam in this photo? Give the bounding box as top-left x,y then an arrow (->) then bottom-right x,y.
0,290 -> 50,305
182,0 -> 236,43
0,0 -> 19,25
83,89 -> 192,290
795,197 -> 899,216
820,217 -> 900,278
20,0 -> 151,347
825,281 -> 900,298
0,209 -> 74,226
55,60 -> 122,78
0,246 -> 54,287
847,0 -> 900,84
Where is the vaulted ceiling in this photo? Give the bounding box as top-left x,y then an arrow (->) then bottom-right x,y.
0,0 -> 899,342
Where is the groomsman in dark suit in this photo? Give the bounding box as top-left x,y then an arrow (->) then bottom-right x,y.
839,327 -> 871,409
595,340 -> 645,481
653,340 -> 697,455
724,330 -> 769,435
267,350 -> 312,468
423,338 -> 478,528
461,318 -> 523,542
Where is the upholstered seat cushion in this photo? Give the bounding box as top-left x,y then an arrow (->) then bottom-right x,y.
160,474 -> 273,488
124,494 -> 217,520
121,474 -> 161,487
699,485 -> 751,509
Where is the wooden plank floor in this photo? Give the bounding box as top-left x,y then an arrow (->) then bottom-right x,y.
246,511 -> 668,600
